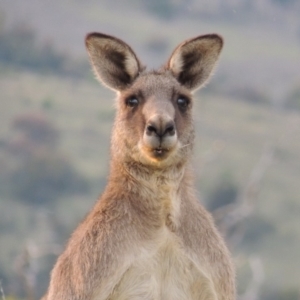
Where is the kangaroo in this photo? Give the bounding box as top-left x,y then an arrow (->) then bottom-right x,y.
42,32 -> 236,300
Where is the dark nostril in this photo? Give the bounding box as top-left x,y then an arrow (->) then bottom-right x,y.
146,121 -> 175,137
165,123 -> 175,135
146,124 -> 157,135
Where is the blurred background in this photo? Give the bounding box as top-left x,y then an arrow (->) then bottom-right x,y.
0,0 -> 299,299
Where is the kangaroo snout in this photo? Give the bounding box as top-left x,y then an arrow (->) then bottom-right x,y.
146,119 -> 175,138
142,114 -> 178,160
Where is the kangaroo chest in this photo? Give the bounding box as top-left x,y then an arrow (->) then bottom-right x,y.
107,228 -> 213,300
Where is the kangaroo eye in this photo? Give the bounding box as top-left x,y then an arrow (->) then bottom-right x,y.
126,97 -> 139,108
177,97 -> 189,110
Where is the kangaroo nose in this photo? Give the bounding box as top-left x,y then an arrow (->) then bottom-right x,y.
146,120 -> 175,137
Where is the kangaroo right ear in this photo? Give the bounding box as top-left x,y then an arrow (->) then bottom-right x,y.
167,34 -> 223,91
85,33 -> 143,91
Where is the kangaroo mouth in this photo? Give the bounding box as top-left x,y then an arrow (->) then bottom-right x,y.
153,147 -> 170,157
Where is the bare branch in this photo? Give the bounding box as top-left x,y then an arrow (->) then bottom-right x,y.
14,241 -> 62,300
239,256 -> 265,300
212,142 -> 274,240
0,281 -> 6,300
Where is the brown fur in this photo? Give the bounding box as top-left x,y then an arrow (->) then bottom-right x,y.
42,33 -> 236,300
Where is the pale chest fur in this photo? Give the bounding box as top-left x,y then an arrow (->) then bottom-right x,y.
107,228 -> 217,300
97,172 -> 218,300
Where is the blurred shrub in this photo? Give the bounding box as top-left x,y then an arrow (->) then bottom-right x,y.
142,0 -> 178,19
42,96 -> 55,111
207,177 -> 238,211
226,86 -> 270,105
0,22 -> 65,72
272,0 -> 297,7
2,297 -> 22,300
13,113 -> 59,148
242,215 -> 275,248
0,18 -> 89,77
203,80 -> 271,106
286,86 -> 300,111
6,112 -> 89,206
10,151 -> 88,206
146,36 -> 169,54
262,285 -> 300,300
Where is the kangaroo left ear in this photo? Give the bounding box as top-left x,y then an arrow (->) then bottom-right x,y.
167,34 -> 223,91
85,32 -> 143,91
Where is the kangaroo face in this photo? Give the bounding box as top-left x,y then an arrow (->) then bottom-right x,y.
85,32 -> 223,168
113,72 -> 194,166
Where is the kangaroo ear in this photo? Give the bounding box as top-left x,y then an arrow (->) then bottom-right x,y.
167,34 -> 223,91
85,33 -> 143,91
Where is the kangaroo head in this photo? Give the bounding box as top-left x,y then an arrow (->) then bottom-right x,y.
85,33 -> 223,169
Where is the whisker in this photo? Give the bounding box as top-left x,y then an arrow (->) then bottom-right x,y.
180,143 -> 191,149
